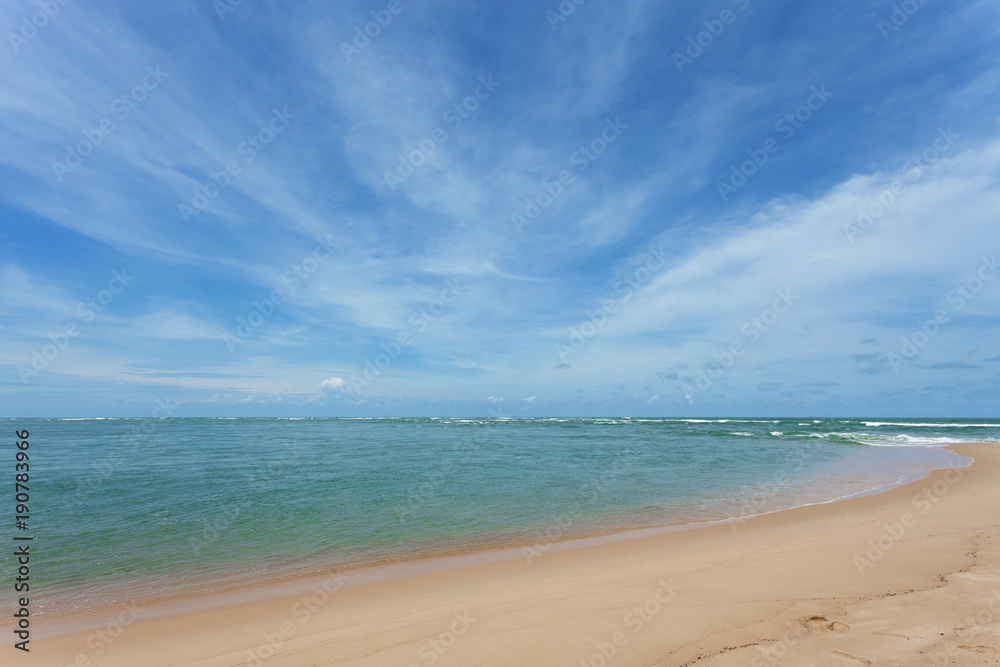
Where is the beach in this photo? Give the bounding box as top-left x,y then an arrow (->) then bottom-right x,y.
15,417 -> 977,622
8,0 -> 999,663
22,442 -> 1000,665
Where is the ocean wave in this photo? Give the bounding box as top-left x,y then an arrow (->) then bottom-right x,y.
663,419 -> 780,424
806,432 -> 998,447
862,421 -> 1000,428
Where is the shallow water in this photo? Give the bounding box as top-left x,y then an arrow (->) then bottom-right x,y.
3,417 -> 992,615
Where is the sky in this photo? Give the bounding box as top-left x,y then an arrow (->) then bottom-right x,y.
1,0 -> 999,417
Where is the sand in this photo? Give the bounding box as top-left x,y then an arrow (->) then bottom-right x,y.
22,443 -> 1000,666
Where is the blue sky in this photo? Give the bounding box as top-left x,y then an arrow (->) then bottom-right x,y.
1,0 -> 999,417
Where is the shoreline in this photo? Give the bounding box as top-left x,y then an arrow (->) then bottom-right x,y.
11,445 -> 969,643
22,442 -> 1000,664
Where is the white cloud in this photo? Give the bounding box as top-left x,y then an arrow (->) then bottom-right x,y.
522,135 -> 1000,397
319,377 -> 348,391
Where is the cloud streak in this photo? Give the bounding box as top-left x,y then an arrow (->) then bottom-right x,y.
2,0 -> 999,416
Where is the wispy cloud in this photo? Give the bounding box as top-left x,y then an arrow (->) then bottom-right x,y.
2,0 -> 999,416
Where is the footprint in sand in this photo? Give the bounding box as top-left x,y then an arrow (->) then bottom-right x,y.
830,650 -> 872,665
801,615 -> 850,633
959,645 -> 1000,654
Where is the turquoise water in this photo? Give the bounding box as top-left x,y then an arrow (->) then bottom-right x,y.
2,417 -> 993,616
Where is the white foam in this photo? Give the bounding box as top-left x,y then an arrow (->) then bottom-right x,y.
807,432 -> 998,447
663,419 -> 780,424
863,421 -> 1000,428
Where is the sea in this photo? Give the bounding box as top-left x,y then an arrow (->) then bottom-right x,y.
3,417 -> 996,620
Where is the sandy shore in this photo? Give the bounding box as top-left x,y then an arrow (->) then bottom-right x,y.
24,443 -> 1000,666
